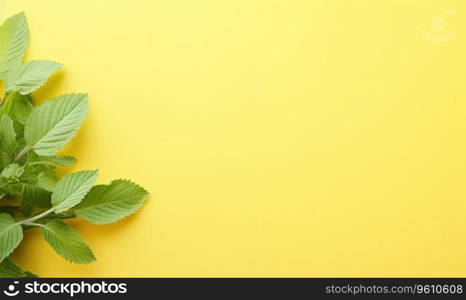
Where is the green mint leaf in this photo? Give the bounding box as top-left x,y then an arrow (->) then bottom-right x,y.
5,61 -> 62,95
1,93 -> 34,125
12,95 -> 33,125
21,184 -> 52,216
23,163 -> 59,192
76,179 -> 148,225
0,257 -> 35,278
0,213 -> 23,262
0,178 -> 22,195
40,219 -> 95,264
0,13 -> 29,79
0,115 -> 17,167
24,93 -> 88,156
1,92 -> 33,123
35,168 -> 58,192
51,170 -> 98,213
20,165 -> 54,190
1,163 -> 24,178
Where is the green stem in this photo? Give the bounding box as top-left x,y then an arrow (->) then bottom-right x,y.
17,208 -> 54,226
0,91 -> 17,111
54,213 -> 76,220
0,92 -> 11,106
14,145 -> 32,162
23,222 -> 45,228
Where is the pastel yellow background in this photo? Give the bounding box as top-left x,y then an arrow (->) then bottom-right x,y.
2,0 -> 466,277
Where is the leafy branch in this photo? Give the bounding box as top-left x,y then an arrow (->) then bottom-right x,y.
0,12 -> 149,277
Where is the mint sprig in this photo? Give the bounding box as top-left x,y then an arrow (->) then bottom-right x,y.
0,13 -> 149,277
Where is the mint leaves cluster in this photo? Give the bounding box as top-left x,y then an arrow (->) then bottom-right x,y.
0,13 -> 149,277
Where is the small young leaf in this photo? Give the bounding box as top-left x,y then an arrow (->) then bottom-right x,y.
24,93 -> 88,156
1,93 -> 34,125
35,168 -> 58,192
5,60 -> 62,95
0,13 -> 29,78
12,95 -> 33,125
76,179 -> 149,225
40,220 -> 95,264
51,170 -> 98,213
1,163 -> 24,178
21,184 -> 52,216
23,163 -> 59,192
0,115 -> 17,167
0,214 -> 23,262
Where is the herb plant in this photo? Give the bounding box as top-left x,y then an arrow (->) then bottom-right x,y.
0,13 -> 149,277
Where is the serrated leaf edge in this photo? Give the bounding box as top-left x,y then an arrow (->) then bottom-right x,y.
10,60 -> 63,95
76,178 -> 149,225
40,220 -> 96,265
26,92 -> 88,156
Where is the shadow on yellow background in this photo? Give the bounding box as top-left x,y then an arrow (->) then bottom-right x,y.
3,0 -> 466,277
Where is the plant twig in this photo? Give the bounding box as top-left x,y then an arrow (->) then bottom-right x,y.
14,145 -> 32,162
17,208 -> 54,226
23,222 -> 45,228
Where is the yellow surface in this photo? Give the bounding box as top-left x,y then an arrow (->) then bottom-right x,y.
2,0 -> 466,277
